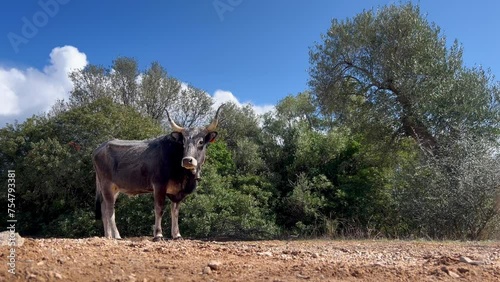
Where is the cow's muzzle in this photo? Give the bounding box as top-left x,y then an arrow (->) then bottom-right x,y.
181,157 -> 198,171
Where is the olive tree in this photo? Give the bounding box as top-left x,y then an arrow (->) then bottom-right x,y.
309,3 -> 500,239
110,57 -> 140,106
69,65 -> 112,107
139,61 -> 181,122
395,133 -> 500,239
309,3 -> 499,153
171,85 -> 213,127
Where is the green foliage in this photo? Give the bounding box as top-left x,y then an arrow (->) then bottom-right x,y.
0,98 -> 163,237
49,210 -> 100,238
69,65 -> 111,107
0,100 -> 280,239
111,57 -> 140,106
282,174 -> 329,236
395,135 -> 500,240
68,58 -> 213,127
180,163 -> 279,240
2,4 -> 499,241
173,86 -> 214,127
115,195 -> 155,237
307,2 -> 500,239
204,140 -> 235,176
140,61 -> 181,121
219,103 -> 263,150
309,2 -> 499,152
262,92 -> 400,238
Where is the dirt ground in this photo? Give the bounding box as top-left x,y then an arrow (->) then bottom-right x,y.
2,237 -> 500,282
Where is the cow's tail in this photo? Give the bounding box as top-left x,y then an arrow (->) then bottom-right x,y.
95,174 -> 102,220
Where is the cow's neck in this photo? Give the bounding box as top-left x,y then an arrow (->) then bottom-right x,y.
166,172 -> 198,203
161,136 -> 200,202
181,169 -> 198,193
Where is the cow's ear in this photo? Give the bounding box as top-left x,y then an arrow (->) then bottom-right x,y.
171,132 -> 183,142
205,132 -> 218,143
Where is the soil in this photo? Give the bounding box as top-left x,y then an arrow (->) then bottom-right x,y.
2,237 -> 500,281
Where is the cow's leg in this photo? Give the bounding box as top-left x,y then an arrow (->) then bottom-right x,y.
109,190 -> 121,239
96,178 -> 109,238
100,198 -> 110,238
153,186 -> 166,241
101,182 -> 121,239
171,201 -> 182,240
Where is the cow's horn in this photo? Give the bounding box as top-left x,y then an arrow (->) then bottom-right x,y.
206,104 -> 224,132
166,110 -> 184,132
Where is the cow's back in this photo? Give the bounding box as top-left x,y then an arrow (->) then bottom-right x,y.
93,138 -> 165,194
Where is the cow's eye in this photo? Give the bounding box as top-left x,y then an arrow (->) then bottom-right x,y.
198,139 -> 204,146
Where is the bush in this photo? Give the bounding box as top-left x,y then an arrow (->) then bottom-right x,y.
281,174 -> 328,237
180,152 -> 279,240
395,136 -> 500,239
0,98 -> 164,237
115,195 -> 155,237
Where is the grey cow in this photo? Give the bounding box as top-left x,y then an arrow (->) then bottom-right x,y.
93,106 -> 222,241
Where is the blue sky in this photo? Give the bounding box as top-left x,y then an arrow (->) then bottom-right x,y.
1,0 -> 499,126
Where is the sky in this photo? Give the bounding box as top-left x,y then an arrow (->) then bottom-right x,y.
1,0 -> 499,127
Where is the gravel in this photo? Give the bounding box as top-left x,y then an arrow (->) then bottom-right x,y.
1,237 -> 499,281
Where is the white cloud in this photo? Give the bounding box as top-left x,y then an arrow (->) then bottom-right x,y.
135,73 -> 143,85
0,45 -> 87,126
0,86 -> 20,115
213,89 -> 240,107
212,89 -> 274,115
252,104 -> 275,115
180,82 -> 189,91
0,47 -> 274,127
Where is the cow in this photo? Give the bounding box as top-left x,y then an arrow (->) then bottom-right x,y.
93,105 -> 223,241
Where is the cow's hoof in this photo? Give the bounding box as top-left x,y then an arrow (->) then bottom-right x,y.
172,236 -> 183,240
152,236 -> 164,242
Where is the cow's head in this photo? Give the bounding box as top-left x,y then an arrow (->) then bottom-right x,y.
166,105 -> 223,179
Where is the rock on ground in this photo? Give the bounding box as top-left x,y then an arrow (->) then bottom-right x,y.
0,231 -> 24,247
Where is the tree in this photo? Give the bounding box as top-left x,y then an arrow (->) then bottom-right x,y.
110,57 -> 140,106
67,58 -> 216,127
140,61 -> 181,121
262,92 -> 327,191
309,3 -> 499,153
395,133 -> 500,239
215,102 -> 268,174
274,91 -> 322,130
69,65 -> 112,107
171,85 -> 213,127
309,2 -> 500,239
261,92 -> 398,238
